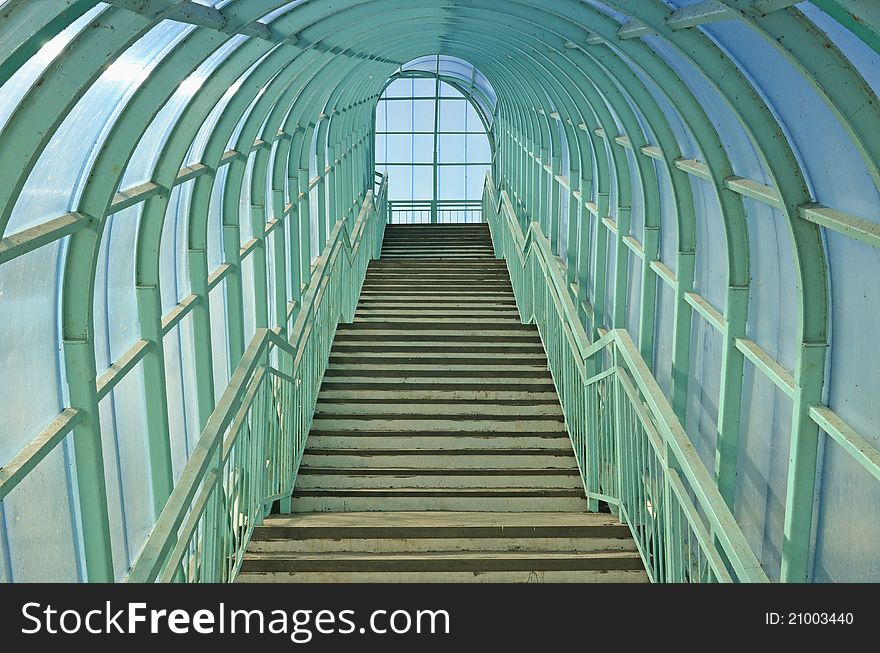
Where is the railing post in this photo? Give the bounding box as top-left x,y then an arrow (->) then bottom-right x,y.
662,474 -> 681,582
585,381 -> 599,513
612,348 -> 626,526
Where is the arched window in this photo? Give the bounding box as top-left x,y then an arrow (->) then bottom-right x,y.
375,56 -> 495,223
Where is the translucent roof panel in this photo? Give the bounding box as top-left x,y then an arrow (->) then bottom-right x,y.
399,55 -> 497,124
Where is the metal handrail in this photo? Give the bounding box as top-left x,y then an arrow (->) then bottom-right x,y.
484,173 -> 769,583
125,175 -> 388,583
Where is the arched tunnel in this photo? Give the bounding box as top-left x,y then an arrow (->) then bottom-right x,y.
0,0 -> 878,584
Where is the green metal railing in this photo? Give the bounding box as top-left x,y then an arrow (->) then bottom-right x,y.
388,199 -> 482,224
125,176 -> 388,583
483,174 -> 769,583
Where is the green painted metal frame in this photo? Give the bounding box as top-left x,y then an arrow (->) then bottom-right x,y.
485,172 -> 768,582
375,59 -> 495,223
125,177 -> 387,582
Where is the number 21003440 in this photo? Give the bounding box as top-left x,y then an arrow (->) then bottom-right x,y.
765,613 -> 854,625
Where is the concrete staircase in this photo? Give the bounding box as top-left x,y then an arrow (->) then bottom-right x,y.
238,223 -> 646,582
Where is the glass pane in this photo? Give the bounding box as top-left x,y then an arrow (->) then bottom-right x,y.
241,253 -> 257,344
384,78 -> 413,98
411,100 -> 436,132
441,82 -> 465,98
0,5 -> 106,135
98,361 -> 154,578
375,132 -> 387,162
121,35 -> 247,188
439,134 -> 466,164
160,180 -> 195,312
381,134 -> 433,165
239,152 -> 256,245
413,166 -> 433,200
387,165 -> 413,201
466,134 -> 492,163
208,166 -> 228,269
8,19 -> 192,234
439,99 -> 467,131
1,442 -> 80,581
384,99 -> 413,132
412,78 -> 436,96
465,165 -> 490,200
0,242 -> 65,467
438,165 -> 466,200
209,281 -> 230,400
464,101 -> 485,131
163,313 -> 200,482
93,206 -> 143,371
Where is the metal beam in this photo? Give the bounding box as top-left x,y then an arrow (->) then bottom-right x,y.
0,212 -> 92,265
667,1 -> 738,30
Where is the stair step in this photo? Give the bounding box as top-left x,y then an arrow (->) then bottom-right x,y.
380,251 -> 496,256
317,390 -> 560,401
381,236 -> 491,239
384,228 -> 489,231
290,488 -> 589,512
323,367 -> 550,379
237,568 -> 648,583
247,537 -> 633,554
360,288 -> 512,294
352,314 -> 522,322
296,468 -> 581,490
314,402 -> 562,416
360,284 -> 513,292
261,510 -> 616,526
300,450 -> 578,469
330,345 -> 547,356
253,511 -> 629,537
304,434 -> 572,451
368,266 -> 506,273
310,419 -> 565,432
320,383 -> 557,393
328,353 -> 545,364
382,252 -> 491,259
382,237 -> 491,242
373,257 -> 500,262
382,242 -> 492,247
332,332 -> 541,343
336,322 -> 531,332
356,302 -> 517,309
240,550 -> 643,573
365,270 -> 508,276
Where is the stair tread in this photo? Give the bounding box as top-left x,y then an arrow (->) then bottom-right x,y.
302,448 -> 575,454
293,488 -> 583,496
243,550 -> 641,561
259,511 -> 620,528
298,467 -> 578,475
